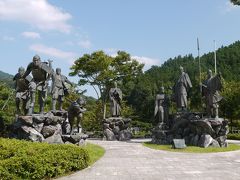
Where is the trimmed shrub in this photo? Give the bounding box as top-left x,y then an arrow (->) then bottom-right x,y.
0,138 -> 89,179
228,133 -> 240,140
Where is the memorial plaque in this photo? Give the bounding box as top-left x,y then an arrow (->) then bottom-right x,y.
173,139 -> 186,149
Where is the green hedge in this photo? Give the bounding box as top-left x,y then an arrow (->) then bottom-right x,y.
228,133 -> 240,140
0,138 -> 89,180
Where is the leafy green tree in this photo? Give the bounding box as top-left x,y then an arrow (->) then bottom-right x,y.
220,81 -> 240,131
0,82 -> 15,127
231,0 -> 240,5
69,50 -> 144,119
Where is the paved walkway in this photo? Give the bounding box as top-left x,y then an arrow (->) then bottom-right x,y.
59,139 -> 240,180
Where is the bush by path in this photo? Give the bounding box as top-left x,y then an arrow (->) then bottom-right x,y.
0,138 -> 104,180
227,133 -> 240,140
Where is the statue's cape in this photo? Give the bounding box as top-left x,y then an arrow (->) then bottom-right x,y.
202,74 -> 223,103
172,72 -> 192,97
154,106 -> 158,117
25,75 -> 33,82
109,88 -> 122,99
40,62 -> 53,74
178,72 -> 192,89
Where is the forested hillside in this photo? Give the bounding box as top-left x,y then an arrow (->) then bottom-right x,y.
0,70 -> 14,87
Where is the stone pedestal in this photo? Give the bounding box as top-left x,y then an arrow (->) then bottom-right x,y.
9,110 -> 88,145
103,117 -> 132,141
152,112 -> 229,148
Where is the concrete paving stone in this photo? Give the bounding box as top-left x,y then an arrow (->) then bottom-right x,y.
58,139 -> 240,180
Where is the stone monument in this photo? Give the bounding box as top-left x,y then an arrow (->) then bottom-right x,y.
9,55 -> 88,146
103,82 -> 132,141
152,69 -> 228,148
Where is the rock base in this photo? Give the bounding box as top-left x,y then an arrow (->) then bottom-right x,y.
9,110 -> 88,145
152,112 -> 229,148
103,117 -> 132,141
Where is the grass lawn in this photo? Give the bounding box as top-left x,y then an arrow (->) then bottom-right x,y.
84,143 -> 105,165
143,142 -> 240,153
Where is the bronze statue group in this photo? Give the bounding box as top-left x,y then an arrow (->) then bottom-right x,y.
13,55 -> 85,134
154,66 -> 223,128
13,55 -> 223,139
13,55 -> 123,136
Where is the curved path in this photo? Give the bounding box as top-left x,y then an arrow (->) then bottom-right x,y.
59,139 -> 240,180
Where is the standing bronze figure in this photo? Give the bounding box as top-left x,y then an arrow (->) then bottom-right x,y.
202,69 -> 223,118
13,67 -> 32,115
23,55 -> 53,114
173,66 -> 192,111
109,82 -> 122,117
154,86 -> 169,128
51,68 -> 72,111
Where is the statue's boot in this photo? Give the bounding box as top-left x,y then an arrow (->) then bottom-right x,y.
27,105 -> 34,115
16,99 -> 21,115
78,122 -> 82,133
40,103 -> 44,114
16,108 -> 21,115
70,128 -> 75,135
27,91 -> 35,115
59,102 -> 63,111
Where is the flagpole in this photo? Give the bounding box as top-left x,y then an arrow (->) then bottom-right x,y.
197,38 -> 201,86
214,40 -> 217,74
197,38 -> 203,114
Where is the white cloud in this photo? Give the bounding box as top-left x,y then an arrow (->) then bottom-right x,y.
0,0 -> 72,33
105,48 -> 161,70
132,56 -> 161,66
22,31 -> 41,39
132,56 -> 161,70
104,48 -> 118,54
78,39 -> 92,49
29,44 -> 77,62
2,35 -> 15,41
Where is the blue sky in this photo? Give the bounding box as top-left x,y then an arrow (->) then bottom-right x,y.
0,0 -> 240,97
